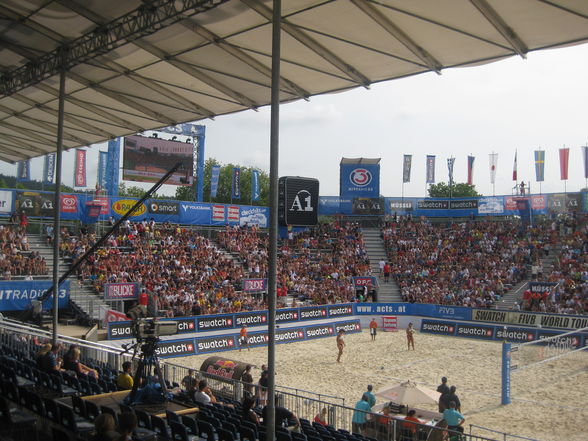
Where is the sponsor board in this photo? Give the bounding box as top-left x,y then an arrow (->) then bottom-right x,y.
235,311 -> 268,327
472,309 -> 588,330
389,200 -> 413,211
228,206 -> 240,222
276,309 -> 299,323
156,339 -> 196,357
305,324 -> 335,339
299,306 -> 328,320
104,282 -> 139,301
531,195 -> 547,210
240,207 -> 268,228
212,205 -> 225,221
244,332 -> 270,347
0,280 -> 69,311
328,304 -> 354,317
334,320 -> 362,333
450,200 -> 478,209
528,282 -> 557,293
243,278 -> 267,292
420,320 -> 455,336
197,314 -> 234,331
352,197 -> 384,215
181,203 -> 211,212
112,199 -> 146,217
16,192 -> 55,216
275,328 -> 306,343
60,195 -> 78,213
195,335 -> 235,353
169,317 -> 196,333
536,331 -> 584,349
495,327 -> 536,343
352,277 -> 377,288
417,200 -> 449,210
0,190 -> 12,213
108,322 -> 133,340
204,358 -> 239,379
456,323 -> 495,340
148,201 -> 179,215
478,197 -> 503,214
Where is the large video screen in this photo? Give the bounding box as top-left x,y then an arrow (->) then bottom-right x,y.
122,135 -> 194,186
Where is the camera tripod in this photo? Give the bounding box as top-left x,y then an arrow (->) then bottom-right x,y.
125,336 -> 169,405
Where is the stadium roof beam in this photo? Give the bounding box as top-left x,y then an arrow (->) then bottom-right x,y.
179,18 -> 310,100
470,0 -> 528,58
350,0 -> 443,74
241,0 -> 371,88
0,132 -> 51,154
0,0 -> 228,97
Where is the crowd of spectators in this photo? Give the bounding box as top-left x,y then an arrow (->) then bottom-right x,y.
522,215 -> 588,314
0,223 -> 48,280
382,219 -> 553,308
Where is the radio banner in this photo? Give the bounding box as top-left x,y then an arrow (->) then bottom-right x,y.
426,155 -> 436,184
489,153 -> 498,184
467,156 -> 475,185
559,148 -> 569,180
103,282 -> 139,301
402,155 -> 412,183
243,278 -> 267,292
0,280 -> 70,311
210,165 -> 220,198
17,160 -> 31,182
251,169 -> 260,201
44,153 -> 56,184
97,151 -> 108,190
232,167 -> 241,199
75,149 -> 87,187
534,150 -> 545,182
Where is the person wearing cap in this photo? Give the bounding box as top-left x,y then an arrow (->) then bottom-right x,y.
365,385 -> 376,408
437,377 -> 450,412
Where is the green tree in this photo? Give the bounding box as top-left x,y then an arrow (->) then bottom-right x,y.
428,182 -> 481,198
118,183 -> 148,198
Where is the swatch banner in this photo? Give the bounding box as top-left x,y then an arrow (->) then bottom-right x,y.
467,156 -> 475,185
0,280 -> 70,311
426,155 -> 436,184
17,160 -> 31,182
74,149 -> 87,187
251,169 -> 260,201
210,165 -> 220,198
402,155 -> 412,183
232,167 -> 241,199
534,150 -> 545,182
43,153 -> 55,184
559,148 -> 569,180
97,151 -> 108,191
489,153 -> 498,184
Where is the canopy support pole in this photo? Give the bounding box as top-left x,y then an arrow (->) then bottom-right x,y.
267,0 -> 282,440
51,68 -> 66,344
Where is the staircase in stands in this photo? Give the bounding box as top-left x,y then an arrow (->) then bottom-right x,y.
361,228 -> 402,302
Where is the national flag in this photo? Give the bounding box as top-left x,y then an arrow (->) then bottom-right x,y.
74,148 -> 87,187
402,155 -> 412,183
251,169 -> 260,201
467,156 -> 475,185
447,157 -> 455,186
559,148 -> 569,180
534,150 -> 545,182
512,151 -> 518,181
210,165 -> 220,198
426,155 -> 435,184
232,167 -> 241,199
489,153 -> 498,184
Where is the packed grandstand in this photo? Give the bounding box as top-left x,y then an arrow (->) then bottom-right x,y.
3,214 -> 585,316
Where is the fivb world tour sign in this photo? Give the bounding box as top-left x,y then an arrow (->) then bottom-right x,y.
340,158 -> 380,199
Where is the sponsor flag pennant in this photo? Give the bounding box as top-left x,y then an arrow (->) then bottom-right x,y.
489,153 -> 498,184
447,157 -> 455,186
74,148 -> 87,187
210,165 -> 220,198
97,151 -> 108,190
17,160 -> 31,182
534,150 -> 545,182
426,155 -> 435,184
559,148 -> 569,180
251,169 -> 260,201
43,153 -> 55,184
582,146 -> 588,179
402,155 -> 412,183
232,167 -> 241,199
512,150 -> 518,181
467,156 -> 475,185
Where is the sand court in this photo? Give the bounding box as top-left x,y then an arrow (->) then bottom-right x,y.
180,330 -> 588,441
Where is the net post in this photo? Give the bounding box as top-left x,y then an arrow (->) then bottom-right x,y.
501,341 -> 511,405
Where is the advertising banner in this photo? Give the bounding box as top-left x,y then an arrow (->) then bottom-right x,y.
489,153 -> 498,184
210,165 -> 221,198
352,197 -> 384,215
103,283 -> 139,301
60,195 -> 78,213
471,309 -> 588,330
420,320 -> 456,336
148,200 -> 179,217
299,306 -> 328,321
528,281 -> 557,294
252,169 -> 260,201
16,191 -> 55,216
402,155 -> 412,183
97,151 -> 108,190
44,153 -> 56,184
352,277 -> 377,289
0,280 -> 70,311
240,206 -> 268,228
559,147 -> 569,180
195,335 -> 236,354
305,324 -> 335,339
158,123 -> 205,137
234,311 -> 268,327
156,339 -> 196,358
243,278 -> 267,292
388,198 -> 413,213
334,320 -> 362,334
456,323 -> 495,340
227,206 -> 240,223
328,304 -> 354,317
279,176 -> 319,226
123,135 -> 194,186
111,198 -> 147,218
495,327 -> 536,343
425,155 -> 435,184
17,160 -> 30,182
0,190 -> 12,213
276,308 -> 299,323
478,197 -> 503,214
180,203 -> 212,224
548,193 -> 581,212
211,205 -> 225,223
232,167 -> 241,199
166,317 -> 197,334
467,156 -> 475,185
74,149 -> 87,187
197,314 -> 234,331
340,162 -> 380,199
108,321 -> 133,339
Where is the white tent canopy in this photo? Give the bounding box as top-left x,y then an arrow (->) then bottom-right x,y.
0,0 -> 587,163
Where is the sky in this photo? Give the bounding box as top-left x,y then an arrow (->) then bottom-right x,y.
5,42 -> 588,199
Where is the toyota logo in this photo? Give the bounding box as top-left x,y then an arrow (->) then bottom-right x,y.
350,168 -> 372,187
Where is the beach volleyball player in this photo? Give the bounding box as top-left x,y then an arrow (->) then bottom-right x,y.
406,322 -> 415,350
336,329 -> 346,362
